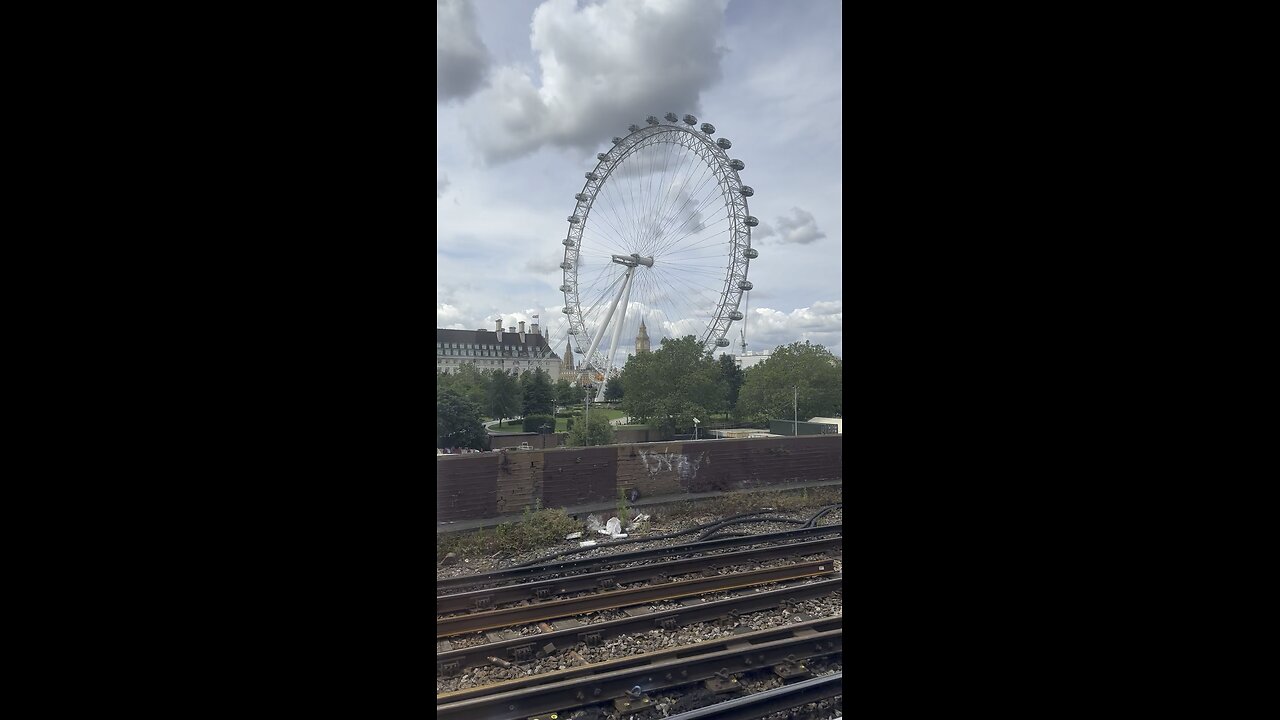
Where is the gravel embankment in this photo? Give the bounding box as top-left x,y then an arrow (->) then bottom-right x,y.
436,505 -> 842,583
436,578 -> 841,693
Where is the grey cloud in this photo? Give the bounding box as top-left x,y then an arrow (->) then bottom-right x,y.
752,221 -> 775,242
437,168 -> 450,197
773,207 -> 825,245
526,255 -> 563,273
467,0 -> 729,163
438,0 -> 491,102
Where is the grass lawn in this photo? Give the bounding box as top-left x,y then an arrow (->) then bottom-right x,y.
487,408 -> 631,433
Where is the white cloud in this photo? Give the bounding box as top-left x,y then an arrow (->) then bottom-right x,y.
772,207 -> 825,245
464,0 -> 730,163
438,0 -> 491,102
743,301 -> 842,355
436,1 -> 842,359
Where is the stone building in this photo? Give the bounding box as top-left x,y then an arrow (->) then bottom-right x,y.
437,317 -> 561,380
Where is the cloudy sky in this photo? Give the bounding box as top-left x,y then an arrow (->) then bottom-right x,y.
437,0 -> 842,368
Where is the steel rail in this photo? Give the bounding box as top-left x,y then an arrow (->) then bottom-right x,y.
437,536 -> 841,613
436,628 -> 842,720
436,524 -> 843,594
436,560 -> 834,638
437,616 -> 842,703
663,671 -> 843,719
436,575 -> 842,676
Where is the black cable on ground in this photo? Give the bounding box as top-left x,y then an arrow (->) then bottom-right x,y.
504,508 -> 779,568
803,503 -> 842,528
693,516 -> 808,542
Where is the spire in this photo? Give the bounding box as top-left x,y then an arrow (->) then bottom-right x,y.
635,318 -> 651,354
563,337 -> 575,371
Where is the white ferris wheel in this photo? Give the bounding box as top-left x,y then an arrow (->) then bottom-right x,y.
560,112 -> 758,400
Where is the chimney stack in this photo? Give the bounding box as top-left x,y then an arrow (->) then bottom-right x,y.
518,321 -> 526,343
509,325 -> 516,333
496,319 -> 503,342
531,315 -> 540,336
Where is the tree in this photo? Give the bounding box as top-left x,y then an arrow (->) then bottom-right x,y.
736,341 -> 842,425
485,369 -> 522,427
555,378 -> 577,408
567,412 -> 615,447
440,363 -> 488,411
717,354 -> 745,413
603,368 -> 624,401
521,367 -> 555,417
618,336 -> 728,439
437,388 -> 487,450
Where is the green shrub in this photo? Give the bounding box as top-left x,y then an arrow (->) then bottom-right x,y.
522,414 -> 557,433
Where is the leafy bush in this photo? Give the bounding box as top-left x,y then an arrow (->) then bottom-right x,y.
522,414 -> 557,433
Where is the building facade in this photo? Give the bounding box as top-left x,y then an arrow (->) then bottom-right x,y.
437,318 -> 561,380
733,351 -> 772,370
635,319 -> 650,354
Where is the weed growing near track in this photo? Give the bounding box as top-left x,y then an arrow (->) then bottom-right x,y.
644,485 -> 842,523
438,507 -> 579,562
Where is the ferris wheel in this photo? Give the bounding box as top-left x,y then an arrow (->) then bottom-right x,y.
560,113 -> 758,400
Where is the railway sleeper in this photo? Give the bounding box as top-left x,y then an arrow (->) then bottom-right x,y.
773,653 -> 813,679
613,694 -> 654,712
509,644 -> 535,663
705,669 -> 743,694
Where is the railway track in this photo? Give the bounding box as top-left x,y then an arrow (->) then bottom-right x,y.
438,625 -> 842,720
437,560 -> 834,637
436,523 -> 843,595
437,536 -> 842,614
437,514 -> 842,719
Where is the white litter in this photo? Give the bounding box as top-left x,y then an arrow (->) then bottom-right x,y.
578,540 -> 597,547
625,513 -> 651,531
604,517 -> 623,537
565,532 -> 583,540
586,514 -> 603,534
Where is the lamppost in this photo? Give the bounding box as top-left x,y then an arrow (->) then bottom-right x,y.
793,386 -> 798,436
693,417 -> 701,441
540,422 -> 551,448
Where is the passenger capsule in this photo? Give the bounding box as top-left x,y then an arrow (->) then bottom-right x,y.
586,172 -> 599,181
700,123 -> 716,134
744,216 -> 759,227
560,262 -> 573,270
683,114 -> 697,125
597,153 -> 609,161
560,285 -> 570,292
612,137 -> 622,144
716,338 -> 731,347
738,280 -> 753,291
568,215 -> 581,224
729,159 -> 745,171
739,186 -> 754,197
665,112 -> 679,122
744,248 -> 759,259
562,307 -> 570,314
647,115 -> 660,125
729,310 -> 744,321
575,193 -> 589,201
628,124 -> 641,133
562,239 -> 575,247
717,138 -> 732,149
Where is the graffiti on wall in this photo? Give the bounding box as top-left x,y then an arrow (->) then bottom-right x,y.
638,448 -> 711,482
